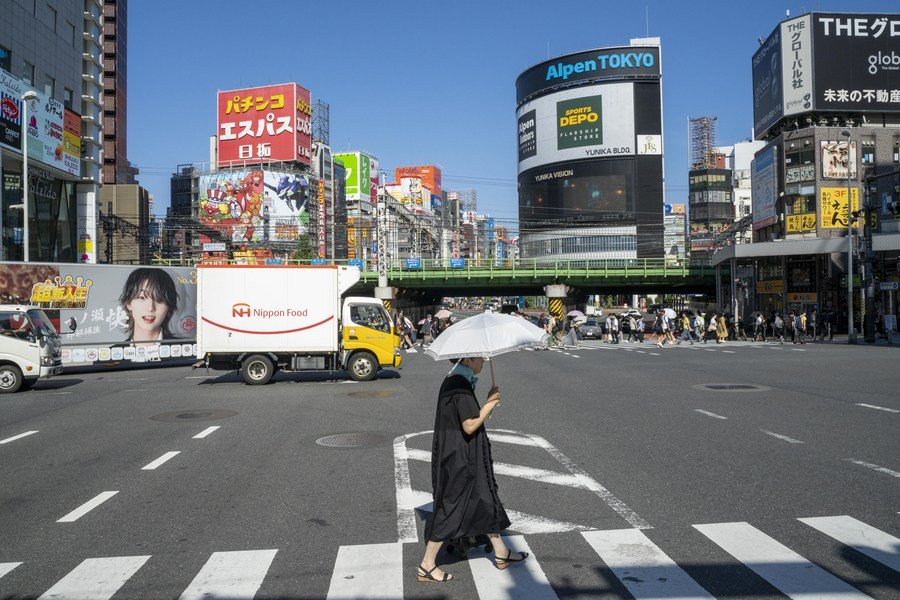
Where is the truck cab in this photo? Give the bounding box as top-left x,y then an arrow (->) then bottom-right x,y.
342,297 -> 402,380
0,305 -> 67,393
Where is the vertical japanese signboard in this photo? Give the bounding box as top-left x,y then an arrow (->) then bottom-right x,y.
217,83 -> 312,166
781,15 -> 813,118
317,178 -> 326,257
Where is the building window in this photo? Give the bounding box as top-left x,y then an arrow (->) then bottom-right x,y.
63,87 -> 73,109
44,75 -> 54,97
894,142 -> 900,164
0,44 -> 10,72
22,60 -> 34,85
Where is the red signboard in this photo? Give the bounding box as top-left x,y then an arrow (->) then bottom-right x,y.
217,83 -> 312,166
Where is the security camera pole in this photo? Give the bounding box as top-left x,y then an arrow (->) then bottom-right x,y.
840,129 -> 854,343
20,90 -> 38,262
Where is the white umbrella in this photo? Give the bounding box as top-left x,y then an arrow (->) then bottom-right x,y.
567,309 -> 585,318
663,308 -> 677,319
425,312 -> 548,386
434,309 -> 452,319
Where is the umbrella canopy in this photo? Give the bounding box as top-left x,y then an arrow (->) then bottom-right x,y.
418,318 -> 428,325
567,310 -> 585,318
434,309 -> 452,319
425,312 -> 548,360
663,307 -> 677,319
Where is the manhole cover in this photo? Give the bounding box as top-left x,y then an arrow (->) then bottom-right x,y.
347,390 -> 398,398
692,384 -> 771,393
150,410 -> 239,422
316,433 -> 387,448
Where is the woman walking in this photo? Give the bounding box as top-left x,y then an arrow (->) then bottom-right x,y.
418,357 -> 528,582
716,313 -> 728,343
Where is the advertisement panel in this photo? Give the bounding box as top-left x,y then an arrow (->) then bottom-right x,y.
786,212 -> 816,232
368,156 -> 379,206
0,68 -> 24,151
0,263 -> 197,366
820,140 -> 857,179
516,46 -> 660,105
317,178 -> 326,257
781,15 -> 814,118
820,187 -> 860,229
752,27 -> 783,139
62,109 -> 81,177
516,82 -> 636,174
198,169 -> 309,243
217,83 -> 312,166
813,13 -> 900,113
395,165 -> 441,198
334,152 -> 361,196
385,177 -> 432,214
751,145 -> 778,229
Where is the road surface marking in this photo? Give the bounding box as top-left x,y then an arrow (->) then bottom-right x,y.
57,491 -> 118,523
694,522 -> 871,600
178,550 -> 277,600
636,350 -> 646,353
846,459 -> 900,479
855,403 -> 899,414
326,543 -> 402,599
799,515 -> 900,573
488,432 -> 541,447
105,378 -> 148,382
582,529 -> 714,600
570,354 -> 580,358
193,426 -> 220,439
0,562 -> 22,580
722,350 -> 736,354
37,555 -> 150,600
648,352 -> 660,356
791,348 -> 807,352
761,430 -> 804,444
406,448 -> 587,488
50,391 -> 72,395
469,535 -> 558,600
0,431 -> 38,445
141,451 -> 180,470
694,409 -> 727,420
185,375 -> 215,379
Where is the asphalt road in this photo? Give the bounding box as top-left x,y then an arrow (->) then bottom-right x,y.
0,339 -> 898,599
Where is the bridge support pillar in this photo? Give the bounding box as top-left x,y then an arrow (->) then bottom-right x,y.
375,286 -> 394,313
545,284 -> 567,321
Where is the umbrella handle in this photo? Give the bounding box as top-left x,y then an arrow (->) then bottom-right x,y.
487,359 -> 496,420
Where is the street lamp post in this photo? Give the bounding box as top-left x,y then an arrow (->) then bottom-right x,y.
20,90 -> 38,262
840,128 -> 854,343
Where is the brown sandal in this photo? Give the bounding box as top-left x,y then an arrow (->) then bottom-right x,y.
416,564 -> 453,582
495,550 -> 529,570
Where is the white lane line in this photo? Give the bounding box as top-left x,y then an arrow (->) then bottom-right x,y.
0,562 -> 22,580
694,409 -> 727,420
846,459 -> 900,479
193,426 -> 220,439
488,432 -> 541,447
326,543 -> 402,599
791,348 -> 807,352
392,434 -> 420,543
405,448 -> 587,489
469,535 -> 558,600
582,529 -> 714,600
694,522 -> 872,600
179,550 -> 277,600
855,403 -> 900,414
799,515 -> 900,573
761,430 -> 804,444
57,491 -> 118,523
648,352 -> 660,356
570,354 -> 580,358
722,350 -> 736,354
185,375 -> 215,379
50,391 -> 72,395
0,430 -> 38,445
38,555 -> 150,600
104,378 -> 148,382
636,350 -> 646,354
141,451 -> 181,470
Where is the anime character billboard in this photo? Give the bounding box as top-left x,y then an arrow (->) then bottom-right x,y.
198,169 -> 309,243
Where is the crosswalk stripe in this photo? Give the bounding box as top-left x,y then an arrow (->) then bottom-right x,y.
178,549 -> 277,600
326,543 -> 403,599
581,528 -> 714,599
469,535 -> 557,599
0,562 -> 22,580
693,521 -> 872,599
799,515 -> 900,573
37,556 -> 150,600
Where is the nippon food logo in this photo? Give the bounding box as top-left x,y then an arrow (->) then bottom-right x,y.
231,302 -> 308,319
1,98 -> 19,121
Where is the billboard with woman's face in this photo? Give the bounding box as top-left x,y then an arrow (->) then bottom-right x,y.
0,263 -> 197,366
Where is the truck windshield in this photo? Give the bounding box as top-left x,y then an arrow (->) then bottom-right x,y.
27,309 -> 57,337
349,304 -> 391,333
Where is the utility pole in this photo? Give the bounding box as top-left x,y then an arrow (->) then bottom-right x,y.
374,181 -> 393,307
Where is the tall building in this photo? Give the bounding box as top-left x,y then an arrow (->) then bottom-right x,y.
100,0 -> 136,184
688,166 -> 733,263
0,0 -> 103,263
97,183 -> 151,263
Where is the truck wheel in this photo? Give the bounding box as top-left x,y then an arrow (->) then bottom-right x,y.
241,355 -> 274,385
348,352 -> 378,382
0,365 -> 23,394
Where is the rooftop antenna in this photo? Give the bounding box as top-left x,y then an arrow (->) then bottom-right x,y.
786,9 -> 790,17
547,41 -> 550,59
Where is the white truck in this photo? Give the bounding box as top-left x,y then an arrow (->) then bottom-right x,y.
0,305 -> 74,393
196,264 -> 401,385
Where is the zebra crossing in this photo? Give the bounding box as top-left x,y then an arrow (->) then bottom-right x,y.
2,514 -> 896,599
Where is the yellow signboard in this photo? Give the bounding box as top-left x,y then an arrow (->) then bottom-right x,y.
786,212 -> 816,233
820,187 -> 859,229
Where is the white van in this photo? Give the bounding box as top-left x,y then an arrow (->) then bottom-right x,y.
0,305 -> 73,393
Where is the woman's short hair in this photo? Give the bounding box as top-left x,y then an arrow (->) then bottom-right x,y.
119,268 -> 178,339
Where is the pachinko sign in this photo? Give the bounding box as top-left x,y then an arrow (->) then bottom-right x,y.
198,169 -> 309,243
217,83 -> 312,166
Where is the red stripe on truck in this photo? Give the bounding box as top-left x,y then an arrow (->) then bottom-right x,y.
201,315 -> 334,335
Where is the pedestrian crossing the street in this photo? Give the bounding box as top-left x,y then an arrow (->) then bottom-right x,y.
2,514 -> 897,599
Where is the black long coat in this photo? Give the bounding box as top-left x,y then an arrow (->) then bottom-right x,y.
424,374 -> 511,542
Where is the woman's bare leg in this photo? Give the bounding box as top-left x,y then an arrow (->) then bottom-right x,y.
419,540 -> 450,579
486,533 -> 526,560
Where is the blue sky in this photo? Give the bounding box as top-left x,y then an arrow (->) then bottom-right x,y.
128,0 -> 885,231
